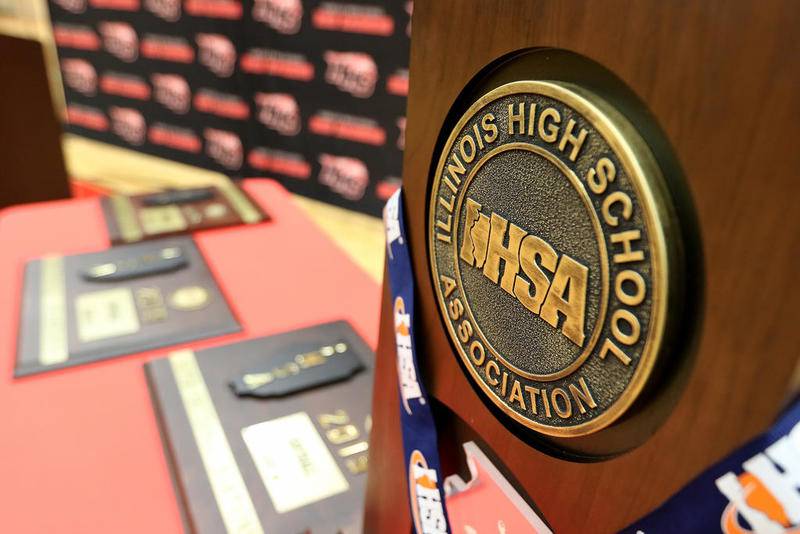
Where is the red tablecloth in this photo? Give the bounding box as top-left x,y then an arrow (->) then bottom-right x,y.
0,179 -> 380,534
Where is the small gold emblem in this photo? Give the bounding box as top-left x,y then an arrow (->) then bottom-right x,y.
428,81 -> 673,437
138,205 -> 188,235
204,202 -> 229,219
169,285 -> 211,311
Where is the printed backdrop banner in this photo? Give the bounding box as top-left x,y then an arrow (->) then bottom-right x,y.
49,0 -> 411,216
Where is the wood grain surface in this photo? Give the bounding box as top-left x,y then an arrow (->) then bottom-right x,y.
0,34 -> 70,208
365,1 -> 800,532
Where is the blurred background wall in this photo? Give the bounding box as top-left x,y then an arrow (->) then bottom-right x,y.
0,0 -> 399,280
46,0 -> 410,216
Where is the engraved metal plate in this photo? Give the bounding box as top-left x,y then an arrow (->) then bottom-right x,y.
75,287 -> 141,343
242,412 -> 350,514
429,81 -> 675,437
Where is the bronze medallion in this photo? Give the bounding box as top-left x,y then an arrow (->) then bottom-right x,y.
428,81 -> 674,437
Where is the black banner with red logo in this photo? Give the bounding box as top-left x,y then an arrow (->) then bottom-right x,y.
49,0 -> 411,215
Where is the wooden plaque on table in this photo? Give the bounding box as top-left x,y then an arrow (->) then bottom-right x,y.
101,183 -> 266,245
365,1 -> 800,532
16,236 -> 240,376
146,321 -> 373,534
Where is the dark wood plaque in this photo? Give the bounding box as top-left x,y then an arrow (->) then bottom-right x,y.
365,1 -> 800,532
101,183 -> 266,244
16,236 -> 240,376
146,321 -> 373,534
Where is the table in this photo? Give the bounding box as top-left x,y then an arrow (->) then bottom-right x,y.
0,179 -> 380,533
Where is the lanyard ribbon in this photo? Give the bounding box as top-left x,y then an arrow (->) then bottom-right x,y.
384,190 -> 452,534
622,398 -> 800,533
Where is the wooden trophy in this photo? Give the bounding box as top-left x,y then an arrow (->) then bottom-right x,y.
365,1 -> 800,532
0,35 -> 70,208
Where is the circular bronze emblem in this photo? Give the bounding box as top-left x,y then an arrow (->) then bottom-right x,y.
428,81 -> 671,437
